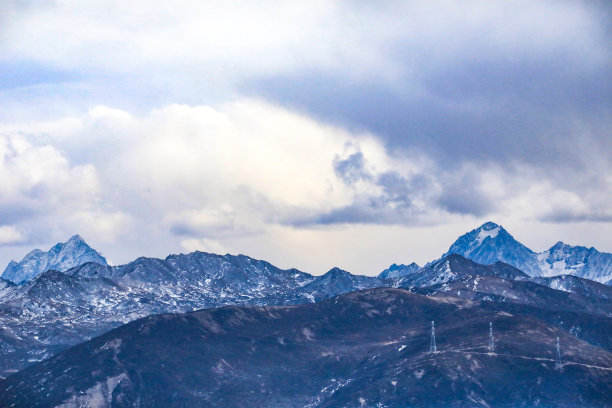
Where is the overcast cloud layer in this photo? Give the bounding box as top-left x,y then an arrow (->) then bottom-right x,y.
0,0 -> 610,275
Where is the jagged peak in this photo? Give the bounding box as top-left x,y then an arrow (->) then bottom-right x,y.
388,262 -> 419,271
1,234 -> 108,284
549,241 -> 566,250
67,234 -> 86,244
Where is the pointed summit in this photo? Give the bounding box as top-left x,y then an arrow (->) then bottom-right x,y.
538,240 -> 612,282
1,235 -> 108,284
300,267 -> 385,301
67,234 -> 86,244
322,267 -> 353,279
443,222 -> 542,276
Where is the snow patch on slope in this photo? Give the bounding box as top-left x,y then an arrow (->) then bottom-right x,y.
476,226 -> 500,245
57,373 -> 126,408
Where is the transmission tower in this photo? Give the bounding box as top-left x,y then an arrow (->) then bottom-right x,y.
488,322 -> 495,353
429,321 -> 437,353
555,337 -> 562,371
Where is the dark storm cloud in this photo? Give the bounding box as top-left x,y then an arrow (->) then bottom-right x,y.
436,171 -> 495,218
243,57 -> 611,169
239,1 -> 612,224
241,2 -> 610,168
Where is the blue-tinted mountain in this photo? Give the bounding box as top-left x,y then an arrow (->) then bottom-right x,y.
2,288 -> 611,407
378,262 -> 420,279
443,222 -> 541,276
444,222 -> 612,283
1,235 -> 108,284
536,241 -> 612,283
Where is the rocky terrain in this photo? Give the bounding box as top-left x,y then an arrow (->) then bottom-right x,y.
0,252 -> 384,376
1,223 -> 612,406
2,288 -> 611,408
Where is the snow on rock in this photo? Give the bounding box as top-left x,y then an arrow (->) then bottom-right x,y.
476,225 -> 500,245
1,235 -> 108,284
57,373 -> 127,408
442,222 -> 612,283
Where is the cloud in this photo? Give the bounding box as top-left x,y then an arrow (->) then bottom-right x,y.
0,130 -> 130,246
0,99 -> 610,273
0,226 -> 25,246
0,1 -> 610,272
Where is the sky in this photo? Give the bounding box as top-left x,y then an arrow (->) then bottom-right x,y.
0,0 -> 611,275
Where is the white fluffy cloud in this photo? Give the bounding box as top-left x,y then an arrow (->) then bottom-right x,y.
1,99 -> 610,274
1,99 -> 426,240
0,130 -> 130,248
0,226 -> 25,246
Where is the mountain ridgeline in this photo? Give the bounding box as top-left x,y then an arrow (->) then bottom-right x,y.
1,223 -> 612,407
0,251 -> 383,376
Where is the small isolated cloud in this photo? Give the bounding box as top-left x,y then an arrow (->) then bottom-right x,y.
0,225 -> 25,246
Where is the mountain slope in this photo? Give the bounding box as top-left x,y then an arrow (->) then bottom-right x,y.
397,254 -> 528,288
1,235 -> 108,284
2,288 -> 611,408
0,251 -> 388,376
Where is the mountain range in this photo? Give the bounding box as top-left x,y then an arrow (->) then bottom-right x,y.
0,251 -> 383,376
1,223 -> 612,406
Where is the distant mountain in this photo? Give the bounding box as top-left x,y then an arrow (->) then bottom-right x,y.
3,288 -> 611,408
443,222 -> 541,276
378,262 -> 420,279
397,254 -> 529,288
1,235 -> 108,284
537,241 -> 612,282
531,274 -> 612,301
444,222 -> 612,283
301,267 -> 386,301
0,251 -> 387,376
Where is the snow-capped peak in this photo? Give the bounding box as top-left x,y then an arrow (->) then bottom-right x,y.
1,235 -> 108,284
440,223 -> 612,283
442,222 -> 541,276
67,234 -> 86,244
